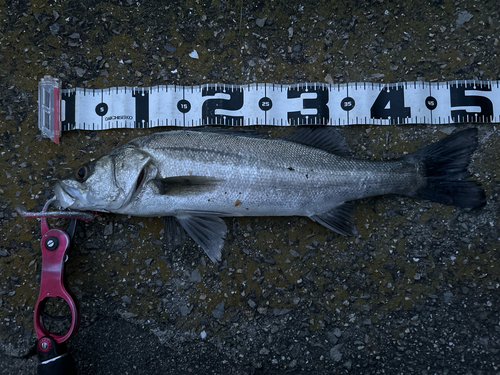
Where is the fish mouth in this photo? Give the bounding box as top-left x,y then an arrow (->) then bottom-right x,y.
53,183 -> 79,209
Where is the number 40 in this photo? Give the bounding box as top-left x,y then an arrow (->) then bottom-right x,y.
370,87 -> 411,124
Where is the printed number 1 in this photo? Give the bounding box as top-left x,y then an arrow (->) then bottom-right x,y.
370,87 -> 411,124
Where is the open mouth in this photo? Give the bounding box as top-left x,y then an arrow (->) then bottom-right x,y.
53,183 -> 78,208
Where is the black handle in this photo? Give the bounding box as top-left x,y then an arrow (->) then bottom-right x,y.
38,353 -> 77,375
37,336 -> 77,375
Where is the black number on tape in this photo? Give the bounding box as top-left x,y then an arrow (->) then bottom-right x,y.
61,92 -> 76,131
450,83 -> 493,122
202,86 -> 244,125
259,97 -> 272,111
287,85 -> 329,125
425,96 -> 438,110
341,97 -> 355,111
132,91 -> 149,128
370,86 -> 411,124
95,102 -> 108,116
177,99 -> 191,113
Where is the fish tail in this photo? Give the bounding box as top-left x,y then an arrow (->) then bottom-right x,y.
405,128 -> 485,208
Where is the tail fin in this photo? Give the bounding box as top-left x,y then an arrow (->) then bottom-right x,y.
405,128 -> 485,208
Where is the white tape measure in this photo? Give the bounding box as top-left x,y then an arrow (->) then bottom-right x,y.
38,75 -> 498,143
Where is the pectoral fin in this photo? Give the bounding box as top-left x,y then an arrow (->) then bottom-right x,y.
310,203 -> 358,236
176,215 -> 227,262
153,176 -> 223,196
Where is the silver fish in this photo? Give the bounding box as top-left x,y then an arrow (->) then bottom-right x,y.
54,128 -> 485,262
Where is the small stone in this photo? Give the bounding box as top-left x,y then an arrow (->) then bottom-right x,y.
121,295 -> 131,305
330,344 -> 342,362
212,301 -> 225,319
49,23 -> 59,35
75,67 -> 86,77
257,307 -> 267,315
256,17 -> 267,28
438,126 -> 457,135
69,32 -> 80,39
164,44 -> 176,53
289,249 -> 300,258
247,299 -> 256,308
120,311 -> 137,319
456,11 -> 473,27
334,328 -> 342,337
0,249 -> 9,257
273,308 -> 291,316
189,50 -> 199,59
103,222 -> 113,236
180,305 -> 190,316
443,291 -> 454,304
259,347 -> 270,355
190,268 -> 202,283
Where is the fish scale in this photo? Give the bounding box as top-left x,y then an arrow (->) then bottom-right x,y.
127,131 -> 415,214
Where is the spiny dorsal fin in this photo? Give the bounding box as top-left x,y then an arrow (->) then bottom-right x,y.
281,127 -> 352,156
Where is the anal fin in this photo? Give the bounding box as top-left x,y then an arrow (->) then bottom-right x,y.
310,203 -> 358,236
162,216 -> 186,249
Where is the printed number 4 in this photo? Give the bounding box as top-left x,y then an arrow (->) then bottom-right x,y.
370,87 -> 411,124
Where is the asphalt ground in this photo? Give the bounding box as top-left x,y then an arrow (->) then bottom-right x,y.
0,0 -> 499,374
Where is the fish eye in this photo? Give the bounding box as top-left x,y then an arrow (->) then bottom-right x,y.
75,165 -> 90,181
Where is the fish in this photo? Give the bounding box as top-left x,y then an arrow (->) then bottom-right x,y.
53,127 -> 485,262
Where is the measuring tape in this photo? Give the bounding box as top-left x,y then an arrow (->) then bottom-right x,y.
38,75 -> 498,143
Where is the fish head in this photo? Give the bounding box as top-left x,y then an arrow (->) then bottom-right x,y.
54,146 -> 155,212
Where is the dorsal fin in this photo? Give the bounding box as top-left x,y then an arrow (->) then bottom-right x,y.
281,127 -> 352,156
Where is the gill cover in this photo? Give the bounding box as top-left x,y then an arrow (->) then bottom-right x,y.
55,146 -> 152,211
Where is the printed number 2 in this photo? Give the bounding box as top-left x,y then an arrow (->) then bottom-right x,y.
370,87 -> 411,124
